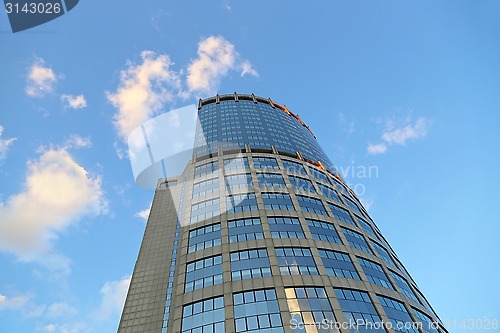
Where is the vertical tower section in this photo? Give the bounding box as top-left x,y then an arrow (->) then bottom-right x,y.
118,179 -> 182,333
119,94 -> 447,333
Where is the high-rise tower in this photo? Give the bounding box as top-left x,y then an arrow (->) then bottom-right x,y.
118,93 -> 446,333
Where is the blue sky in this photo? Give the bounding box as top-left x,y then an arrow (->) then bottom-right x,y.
1,1 -> 499,332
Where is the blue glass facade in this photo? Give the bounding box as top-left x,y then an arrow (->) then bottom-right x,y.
378,296 -> 419,333
285,287 -> 336,333
195,96 -> 335,173
233,289 -> 284,333
276,247 -> 319,275
357,257 -> 394,290
182,297 -> 225,333
230,248 -> 271,281
334,288 -> 386,333
318,249 -> 360,280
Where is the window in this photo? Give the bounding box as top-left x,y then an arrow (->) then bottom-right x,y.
317,183 -> 342,203
309,167 -> 331,184
341,227 -> 373,254
227,193 -> 258,213
357,218 -> 377,237
262,193 -> 294,210
297,195 -> 328,215
233,289 -> 284,333
194,161 -> 219,178
328,203 -> 355,225
282,159 -> 306,174
289,176 -> 316,193
306,219 -> 342,244
378,296 -> 419,333
372,241 -> 396,267
334,288 -> 386,333
257,173 -> 286,188
276,247 -> 318,275
188,223 -> 221,253
390,271 -> 418,302
230,249 -> 271,281
224,157 -> 249,171
192,178 -> 219,198
413,309 -> 439,333
414,289 -> 441,325
182,296 -> 225,333
357,257 -> 393,290
228,218 -> 264,243
285,287 -> 336,332
318,249 -> 359,280
331,178 -> 349,196
225,173 -> 253,190
343,195 -> 364,216
268,217 -> 305,239
185,255 -> 223,292
253,157 -> 279,170
190,198 -> 220,223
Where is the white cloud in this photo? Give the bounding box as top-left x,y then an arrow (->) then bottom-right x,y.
240,61 -> 259,77
26,58 -> 58,97
186,36 -> 236,93
94,276 -> 131,320
367,143 -> 388,155
338,113 -> 356,135
381,117 -> 429,145
359,197 -> 374,212
0,125 -> 16,162
46,302 -> 77,318
186,36 -> 257,94
61,95 -> 87,110
41,322 -> 86,333
0,294 -> 29,311
63,135 -> 92,150
367,117 -> 430,155
107,51 -> 181,141
0,147 -> 107,270
108,37 -> 257,147
0,293 -> 45,317
135,204 -> 151,221
44,324 -> 57,332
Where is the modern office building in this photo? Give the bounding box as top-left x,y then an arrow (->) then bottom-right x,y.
118,93 -> 447,333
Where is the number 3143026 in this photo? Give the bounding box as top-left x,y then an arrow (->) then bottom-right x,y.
5,2 -> 61,14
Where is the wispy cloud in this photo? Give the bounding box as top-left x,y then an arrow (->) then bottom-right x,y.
0,125 -> 16,162
150,9 -> 169,32
41,322 -> 86,333
63,135 -> 92,150
61,95 -> 87,110
367,116 -> 431,155
381,117 -> 429,145
0,294 -> 30,311
45,302 -> 77,318
106,51 -> 181,141
26,58 -> 58,97
186,36 -> 258,95
0,143 -> 107,272
338,113 -> 356,135
367,143 -> 388,155
135,204 -> 151,221
93,276 -> 131,321
240,60 -> 259,77
0,293 -> 46,318
359,197 -> 374,212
